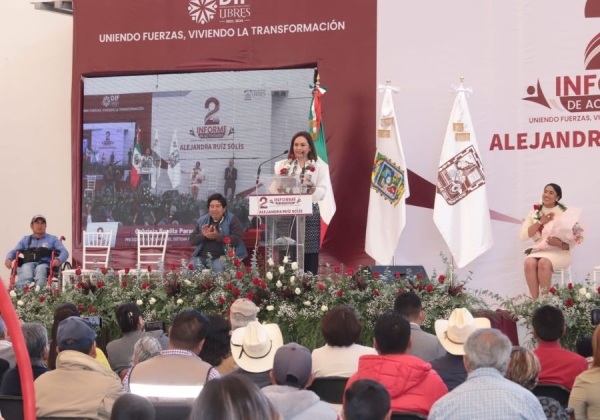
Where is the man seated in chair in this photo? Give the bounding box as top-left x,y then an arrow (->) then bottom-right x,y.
35,316 -> 124,419
532,305 -> 588,390
4,215 -> 68,289
428,329 -> 545,419
343,379 -> 391,420
189,193 -> 247,273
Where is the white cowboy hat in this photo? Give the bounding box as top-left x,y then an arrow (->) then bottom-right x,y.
434,308 -> 491,355
230,321 -> 284,373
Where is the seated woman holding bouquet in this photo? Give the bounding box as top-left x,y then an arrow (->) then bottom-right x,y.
519,183 -> 583,298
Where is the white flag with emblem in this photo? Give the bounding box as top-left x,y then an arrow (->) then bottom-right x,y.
433,81 -> 493,268
167,129 -> 181,189
365,83 -> 410,264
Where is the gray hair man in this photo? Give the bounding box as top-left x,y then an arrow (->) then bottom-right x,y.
229,298 -> 257,330
0,323 -> 49,396
429,328 -> 546,419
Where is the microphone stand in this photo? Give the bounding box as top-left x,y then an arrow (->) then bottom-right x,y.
255,150 -> 289,187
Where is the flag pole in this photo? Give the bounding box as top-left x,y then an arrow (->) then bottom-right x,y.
386,79 -> 397,266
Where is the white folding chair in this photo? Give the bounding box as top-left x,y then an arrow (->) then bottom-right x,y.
119,230 -> 168,278
206,175 -> 218,198
552,266 -> 572,286
62,231 -> 113,290
84,176 -> 97,198
593,266 -> 600,283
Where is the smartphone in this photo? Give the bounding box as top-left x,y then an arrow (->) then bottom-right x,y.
145,321 -> 167,333
591,308 -> 600,326
82,316 -> 103,329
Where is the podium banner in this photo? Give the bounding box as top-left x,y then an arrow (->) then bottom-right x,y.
249,195 -> 313,216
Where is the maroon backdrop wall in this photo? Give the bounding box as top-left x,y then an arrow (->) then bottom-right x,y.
71,0 -> 377,269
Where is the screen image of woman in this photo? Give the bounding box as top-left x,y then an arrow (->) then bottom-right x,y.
519,183 -> 584,299
273,131 -> 328,274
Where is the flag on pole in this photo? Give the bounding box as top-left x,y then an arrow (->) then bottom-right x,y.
309,82 -> 336,245
433,80 -> 493,268
130,127 -> 142,187
151,129 -> 162,189
167,129 -> 181,189
365,83 -> 410,264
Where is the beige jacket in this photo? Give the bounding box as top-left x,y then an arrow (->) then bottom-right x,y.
35,350 -> 124,419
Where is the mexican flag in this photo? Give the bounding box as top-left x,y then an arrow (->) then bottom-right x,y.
130,127 -> 142,187
309,84 -> 336,246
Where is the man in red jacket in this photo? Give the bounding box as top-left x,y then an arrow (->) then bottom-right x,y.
345,311 -> 448,416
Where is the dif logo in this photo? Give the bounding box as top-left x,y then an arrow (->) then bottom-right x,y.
188,0 -> 250,25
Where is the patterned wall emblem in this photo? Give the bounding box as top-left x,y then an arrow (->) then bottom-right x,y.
436,145 -> 486,206
370,152 -> 405,206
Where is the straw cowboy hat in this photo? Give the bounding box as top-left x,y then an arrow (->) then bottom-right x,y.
434,308 -> 491,355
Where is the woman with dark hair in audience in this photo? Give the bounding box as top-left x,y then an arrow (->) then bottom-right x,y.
47,303 -> 110,370
110,393 -> 155,420
311,305 -> 377,377
106,302 -> 168,373
189,374 -> 280,420
506,346 -> 567,420
199,314 -> 236,375
569,324 -> 600,419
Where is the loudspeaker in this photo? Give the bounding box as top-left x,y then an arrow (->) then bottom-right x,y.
367,265 -> 429,283
162,189 -> 180,200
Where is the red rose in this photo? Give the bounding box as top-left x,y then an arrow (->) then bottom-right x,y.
75,268 -> 82,276
566,298 -> 573,307
141,282 -> 151,289
397,289 -> 404,294
39,296 -> 46,302
96,281 -> 104,288
170,264 -> 176,271
78,305 -> 85,312
226,283 -> 233,290
416,273 -> 423,280
373,271 -> 380,279
537,225 -> 544,232
246,291 -> 254,300
122,281 -> 128,287
236,271 -> 243,279
318,284 -> 325,291
373,289 -> 380,296
147,265 -> 152,273
252,277 -> 260,285
218,297 -> 226,305
188,263 -> 194,270
246,266 -> 252,274
88,306 -> 96,313
337,290 -> 343,297
124,267 -> 131,274
101,267 -> 107,275
346,269 -> 354,276
228,250 -> 235,258
23,286 -> 30,292
333,266 -> 340,274
426,285 -> 434,292
533,204 -> 540,210
309,166 -> 315,172
223,236 -> 232,245
280,168 -> 287,175
597,286 -> 600,294
289,153 -> 295,159
394,272 -> 401,279
232,288 -> 240,296
549,287 -> 557,294
568,283 -> 573,290
260,281 -> 266,289
233,259 -> 241,267
76,282 -> 83,289
438,275 -> 445,283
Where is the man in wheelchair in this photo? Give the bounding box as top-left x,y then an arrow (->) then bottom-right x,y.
4,215 -> 69,289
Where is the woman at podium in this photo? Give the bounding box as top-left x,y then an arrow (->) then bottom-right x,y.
273,131 -> 327,274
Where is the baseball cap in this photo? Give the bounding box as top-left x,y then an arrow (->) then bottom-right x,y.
272,343 -> 312,389
230,298 -> 257,317
57,316 -> 96,353
31,214 -> 46,224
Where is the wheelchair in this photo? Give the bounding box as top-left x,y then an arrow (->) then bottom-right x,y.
8,237 -> 70,290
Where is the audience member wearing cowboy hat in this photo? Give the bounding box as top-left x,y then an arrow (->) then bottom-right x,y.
230,321 -> 284,388
430,308 -> 490,391
344,311 -> 447,416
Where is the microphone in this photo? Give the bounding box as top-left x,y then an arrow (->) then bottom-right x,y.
256,150 -> 289,186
